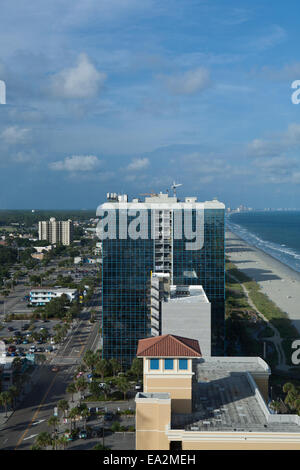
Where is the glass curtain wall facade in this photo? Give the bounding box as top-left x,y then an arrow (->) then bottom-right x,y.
102,202 -> 225,365
102,210 -> 153,367
173,208 -> 225,355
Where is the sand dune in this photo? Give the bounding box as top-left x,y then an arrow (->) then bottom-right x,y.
226,230 -> 300,336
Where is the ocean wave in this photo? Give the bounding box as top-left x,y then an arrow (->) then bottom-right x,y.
226,220 -> 300,272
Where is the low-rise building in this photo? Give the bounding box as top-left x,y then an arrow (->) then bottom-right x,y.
29,288 -> 78,306
135,334 -> 300,450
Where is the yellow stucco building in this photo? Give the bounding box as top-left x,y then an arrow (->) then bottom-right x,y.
135,334 -> 300,450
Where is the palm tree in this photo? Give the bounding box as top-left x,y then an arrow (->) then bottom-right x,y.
130,358 -> 143,381
68,407 -> 80,431
58,399 -> 69,418
48,415 -> 59,436
66,382 -> 77,402
75,377 -> 88,402
57,435 -> 69,450
116,377 -> 131,401
81,407 -> 90,430
8,385 -> 18,409
35,431 -> 52,450
110,358 -> 121,377
0,391 -> 12,417
95,359 -> 109,380
283,382 -> 296,394
83,350 -> 98,373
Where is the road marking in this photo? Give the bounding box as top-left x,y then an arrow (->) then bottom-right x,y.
23,434 -> 38,441
32,419 -> 45,426
15,372 -> 59,449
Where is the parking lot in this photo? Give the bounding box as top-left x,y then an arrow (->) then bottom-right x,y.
0,318 -> 76,358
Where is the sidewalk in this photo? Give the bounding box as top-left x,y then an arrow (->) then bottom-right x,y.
0,363 -> 47,430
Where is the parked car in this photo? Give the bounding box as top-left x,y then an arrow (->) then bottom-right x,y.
78,430 -> 87,439
7,345 -> 16,353
7,327 -> 14,331
22,339 -> 28,344
104,412 -> 114,421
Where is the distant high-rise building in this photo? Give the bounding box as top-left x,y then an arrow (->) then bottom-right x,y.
38,217 -> 73,246
100,192 -> 225,366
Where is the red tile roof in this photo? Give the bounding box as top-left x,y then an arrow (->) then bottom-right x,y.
137,334 -> 201,358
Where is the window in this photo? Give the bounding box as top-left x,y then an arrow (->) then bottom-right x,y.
150,359 -> 159,370
179,359 -> 188,370
164,359 -> 174,370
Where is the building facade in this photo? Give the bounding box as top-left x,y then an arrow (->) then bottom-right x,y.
38,217 -> 73,246
29,288 -> 78,306
135,335 -> 300,451
100,192 -> 225,366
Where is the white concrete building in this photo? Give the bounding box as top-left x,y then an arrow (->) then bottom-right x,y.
38,217 -> 73,246
29,288 -> 78,306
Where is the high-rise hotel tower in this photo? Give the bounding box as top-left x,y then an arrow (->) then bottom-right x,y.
38,217 -> 73,246
100,192 -> 225,366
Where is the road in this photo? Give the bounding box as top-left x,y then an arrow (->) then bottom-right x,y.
0,290 -> 101,450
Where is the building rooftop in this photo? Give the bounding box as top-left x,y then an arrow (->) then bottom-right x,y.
102,193 -> 225,209
137,392 -> 170,400
137,334 -> 202,358
30,288 -> 77,293
171,361 -> 300,433
167,285 -> 209,304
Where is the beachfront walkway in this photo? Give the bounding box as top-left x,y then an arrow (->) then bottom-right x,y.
227,271 -> 289,371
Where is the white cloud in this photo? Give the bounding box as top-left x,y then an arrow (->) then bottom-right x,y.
51,53 -> 107,99
1,126 -> 30,144
247,138 -> 282,158
249,25 -> 286,51
247,123 -> 300,159
161,67 -> 211,95
256,62 -> 300,81
127,157 -> 149,171
49,155 -> 101,172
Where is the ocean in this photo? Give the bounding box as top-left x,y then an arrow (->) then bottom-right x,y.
227,211 -> 300,273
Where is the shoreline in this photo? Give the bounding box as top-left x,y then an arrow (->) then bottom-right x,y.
225,229 -> 300,336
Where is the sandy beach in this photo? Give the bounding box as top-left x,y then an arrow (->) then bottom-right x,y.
226,230 -> 300,336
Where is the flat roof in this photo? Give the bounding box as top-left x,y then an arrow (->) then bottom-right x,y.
167,285 -> 209,304
171,363 -> 300,433
198,357 -> 270,373
30,288 -> 77,293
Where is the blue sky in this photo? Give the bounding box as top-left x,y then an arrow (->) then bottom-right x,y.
1,0 -> 300,209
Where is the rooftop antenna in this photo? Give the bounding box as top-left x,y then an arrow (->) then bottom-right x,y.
171,181 -> 182,197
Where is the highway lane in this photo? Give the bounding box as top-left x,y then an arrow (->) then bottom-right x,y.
0,294 -> 101,450
0,364 -> 75,450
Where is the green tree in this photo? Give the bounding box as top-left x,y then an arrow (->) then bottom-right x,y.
35,432 -> 52,450
57,435 -> 69,450
48,415 -> 59,436
83,350 -> 98,373
0,391 -> 12,417
110,358 -> 121,377
66,382 -> 77,402
95,359 -> 110,380
116,377 -> 131,401
75,377 -> 88,402
58,399 -> 69,418
130,358 -> 143,381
